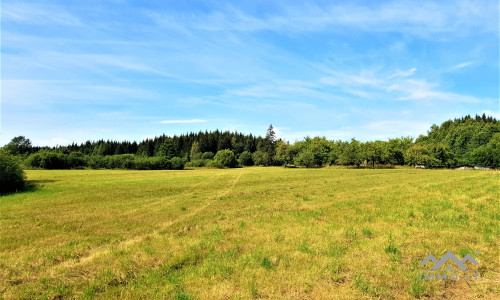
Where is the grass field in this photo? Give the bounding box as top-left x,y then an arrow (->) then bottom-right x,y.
1,167 -> 499,299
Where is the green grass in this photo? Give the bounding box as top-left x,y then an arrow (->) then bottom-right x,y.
1,167 -> 499,299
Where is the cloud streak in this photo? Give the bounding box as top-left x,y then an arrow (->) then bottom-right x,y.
449,61 -> 474,71
146,0 -> 498,36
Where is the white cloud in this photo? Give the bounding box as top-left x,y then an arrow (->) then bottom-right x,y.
160,119 -> 207,124
387,68 -> 416,79
388,79 -> 486,103
449,61 -> 474,71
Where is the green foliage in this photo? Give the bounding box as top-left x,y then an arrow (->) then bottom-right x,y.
201,152 -> 214,160
26,151 -> 185,170
294,149 -> 316,168
67,152 -> 86,168
170,157 -> 185,170
404,143 -> 454,167
205,160 -> 218,168
6,114 -> 499,170
261,124 -> 277,165
156,138 -> 177,159
470,133 -> 500,167
0,149 -> 26,193
131,156 -> 172,170
363,141 -> 390,167
386,137 -> 413,165
252,150 -> 271,166
294,137 -> 331,167
185,159 -> 209,167
3,136 -> 32,156
274,140 -> 295,166
27,150 -> 70,169
213,149 -> 237,168
238,151 -> 253,166
339,139 -> 363,167
416,115 -> 499,166
190,141 -> 202,160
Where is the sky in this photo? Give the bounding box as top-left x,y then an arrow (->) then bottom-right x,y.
1,0 -> 499,146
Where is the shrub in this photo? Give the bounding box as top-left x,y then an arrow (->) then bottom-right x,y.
87,155 -> 105,169
0,149 -> 26,193
67,152 -> 86,168
238,151 -> 253,166
104,154 -> 135,169
170,157 -> 185,170
205,160 -> 218,168
252,150 -> 270,166
152,157 -> 172,170
214,149 -> 237,168
201,152 -> 214,160
32,150 -> 70,169
133,156 -> 171,170
26,152 -> 42,168
185,159 -> 208,167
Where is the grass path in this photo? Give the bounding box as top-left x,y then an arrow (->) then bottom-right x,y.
46,171 -> 245,275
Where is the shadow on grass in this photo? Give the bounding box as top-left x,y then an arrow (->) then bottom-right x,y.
30,179 -> 58,184
0,180 -> 58,196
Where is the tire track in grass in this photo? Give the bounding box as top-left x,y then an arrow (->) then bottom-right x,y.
118,171 -> 223,218
47,170 -> 245,275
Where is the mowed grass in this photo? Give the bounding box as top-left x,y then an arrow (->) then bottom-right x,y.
0,167 -> 499,299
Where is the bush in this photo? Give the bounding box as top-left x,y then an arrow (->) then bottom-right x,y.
238,151 -> 253,166
27,150 -> 70,169
152,156 -> 172,170
0,149 -> 26,193
86,155 -> 107,169
25,151 -> 185,170
185,159 -> 208,167
214,149 -> 237,168
252,150 -> 270,166
205,160 -> 218,168
132,156 -> 170,170
170,157 -> 185,170
201,152 -> 214,160
67,152 -> 86,168
26,152 -> 42,168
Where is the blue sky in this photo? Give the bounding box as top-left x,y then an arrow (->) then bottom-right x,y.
1,0 -> 499,146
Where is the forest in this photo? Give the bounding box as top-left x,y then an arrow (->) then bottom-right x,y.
3,114 -> 499,170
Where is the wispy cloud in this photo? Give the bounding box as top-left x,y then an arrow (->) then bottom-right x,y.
2,2 -> 83,26
388,79 -> 486,103
146,0 -> 498,36
388,68 -> 416,79
160,119 -> 207,124
449,61 -> 474,71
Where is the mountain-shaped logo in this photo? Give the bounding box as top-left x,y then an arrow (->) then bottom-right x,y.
419,251 -> 479,270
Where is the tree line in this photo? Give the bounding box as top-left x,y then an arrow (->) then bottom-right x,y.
2,114 -> 499,171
